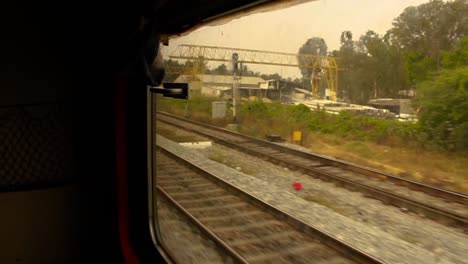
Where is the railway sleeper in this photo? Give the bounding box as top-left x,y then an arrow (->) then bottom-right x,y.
241,244 -> 331,264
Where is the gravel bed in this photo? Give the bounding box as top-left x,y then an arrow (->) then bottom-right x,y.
277,142 -> 468,217
157,120 -> 468,218
156,193 -> 232,264
312,166 -> 468,218
156,133 -> 468,264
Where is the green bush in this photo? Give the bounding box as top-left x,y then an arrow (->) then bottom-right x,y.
239,100 -> 424,147
416,66 -> 468,151
156,94 -> 463,153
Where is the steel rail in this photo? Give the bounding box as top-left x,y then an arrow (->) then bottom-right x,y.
155,111 -> 468,232
156,145 -> 384,264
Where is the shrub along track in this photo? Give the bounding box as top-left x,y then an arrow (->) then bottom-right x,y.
155,145 -> 382,264
156,111 -> 468,233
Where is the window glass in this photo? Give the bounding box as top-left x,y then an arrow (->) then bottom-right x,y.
151,1 -> 467,263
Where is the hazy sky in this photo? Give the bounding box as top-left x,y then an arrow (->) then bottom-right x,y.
162,0 -> 429,78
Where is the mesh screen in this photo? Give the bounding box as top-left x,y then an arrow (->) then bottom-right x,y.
0,103 -> 74,191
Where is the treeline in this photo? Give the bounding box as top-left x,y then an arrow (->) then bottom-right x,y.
331,30 -> 408,104
296,0 -> 468,106
300,0 -> 467,150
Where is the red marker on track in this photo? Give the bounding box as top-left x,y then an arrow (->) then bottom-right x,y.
292,181 -> 302,191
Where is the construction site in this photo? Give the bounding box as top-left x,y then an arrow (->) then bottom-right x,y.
165,44 -> 417,121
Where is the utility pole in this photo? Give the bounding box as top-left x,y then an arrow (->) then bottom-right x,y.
232,53 -> 239,123
279,69 -> 282,103
233,72 -> 238,123
278,79 -> 281,103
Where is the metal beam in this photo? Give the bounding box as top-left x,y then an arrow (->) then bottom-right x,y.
168,44 -> 339,101
169,44 -> 334,69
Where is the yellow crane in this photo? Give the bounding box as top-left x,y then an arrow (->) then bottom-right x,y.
168,44 -> 339,101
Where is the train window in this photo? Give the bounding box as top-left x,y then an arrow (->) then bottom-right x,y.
150,0 -> 468,263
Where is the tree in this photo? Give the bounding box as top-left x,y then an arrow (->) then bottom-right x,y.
340,31 -> 354,51
388,0 -> 468,83
416,66 -> 468,150
240,64 -> 257,77
297,37 -> 328,81
260,73 -> 281,80
336,31 -> 359,101
361,30 -> 408,98
335,30 -> 408,103
414,36 -> 468,150
404,52 -> 437,84
441,36 -> 468,69
211,63 -> 230,75
163,59 -> 182,82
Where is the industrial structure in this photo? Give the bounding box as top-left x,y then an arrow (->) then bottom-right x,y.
165,44 -> 417,121
167,44 -> 339,101
172,74 -> 305,103
173,74 -> 265,98
367,98 -> 415,116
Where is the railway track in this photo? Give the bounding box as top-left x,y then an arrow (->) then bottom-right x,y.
155,145 -> 383,264
155,111 -> 468,233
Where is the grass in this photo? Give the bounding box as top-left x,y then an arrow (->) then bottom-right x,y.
303,194 -> 349,216
302,132 -> 468,193
156,126 -> 203,143
303,194 -> 335,207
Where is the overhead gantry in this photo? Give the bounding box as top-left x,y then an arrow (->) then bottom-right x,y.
168,44 -> 339,101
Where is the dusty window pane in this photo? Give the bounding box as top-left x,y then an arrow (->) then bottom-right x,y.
151,1 -> 468,263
